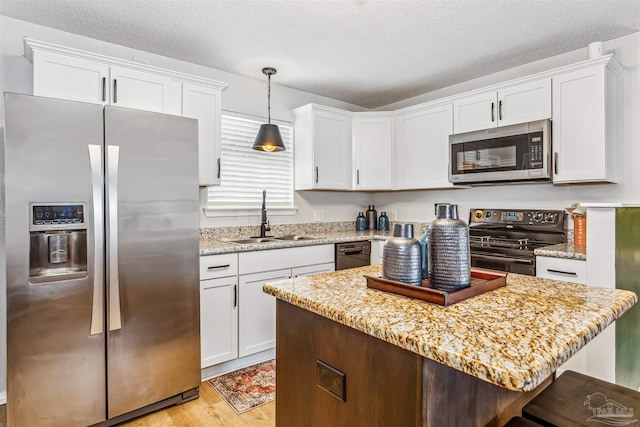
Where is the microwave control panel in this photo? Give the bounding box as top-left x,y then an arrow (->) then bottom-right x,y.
529,132 -> 544,168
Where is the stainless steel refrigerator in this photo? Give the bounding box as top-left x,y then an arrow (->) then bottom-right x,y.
3,93 -> 201,426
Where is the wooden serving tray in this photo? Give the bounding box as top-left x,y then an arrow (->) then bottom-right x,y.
365,267 -> 507,306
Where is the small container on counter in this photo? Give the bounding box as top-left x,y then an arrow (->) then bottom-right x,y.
366,205 -> 378,230
419,225 -> 429,279
355,212 -> 367,231
378,211 -> 389,231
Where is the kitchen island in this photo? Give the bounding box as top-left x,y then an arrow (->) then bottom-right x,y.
263,265 -> 637,427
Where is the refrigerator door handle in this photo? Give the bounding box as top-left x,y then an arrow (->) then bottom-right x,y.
107,145 -> 123,331
88,144 -> 105,336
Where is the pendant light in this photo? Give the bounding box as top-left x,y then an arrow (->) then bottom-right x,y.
252,67 -> 286,152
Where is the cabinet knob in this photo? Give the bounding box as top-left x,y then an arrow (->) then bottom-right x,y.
491,102 -> 495,122
315,166 -> 319,184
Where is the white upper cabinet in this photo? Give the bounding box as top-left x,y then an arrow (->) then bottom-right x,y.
25,38 -> 228,186
453,78 -> 551,134
552,56 -> 623,184
293,104 -> 352,190
182,83 -> 223,186
31,50 -> 110,104
394,103 -> 454,190
352,113 -> 393,190
28,41 -> 181,115
109,65 -> 181,114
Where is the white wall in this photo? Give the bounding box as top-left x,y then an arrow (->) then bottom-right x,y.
373,32 -> 640,225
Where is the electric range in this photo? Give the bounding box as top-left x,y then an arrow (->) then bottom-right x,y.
468,208 -> 566,276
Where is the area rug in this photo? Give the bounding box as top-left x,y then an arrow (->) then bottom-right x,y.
207,359 -> 276,414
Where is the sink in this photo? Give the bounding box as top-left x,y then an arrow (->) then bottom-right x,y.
273,235 -> 318,241
220,235 -> 318,245
221,237 -> 279,245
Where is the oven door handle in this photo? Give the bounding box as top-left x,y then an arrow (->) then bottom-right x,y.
472,254 -> 534,265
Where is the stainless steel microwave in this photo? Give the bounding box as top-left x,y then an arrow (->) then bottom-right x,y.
448,119 -> 551,185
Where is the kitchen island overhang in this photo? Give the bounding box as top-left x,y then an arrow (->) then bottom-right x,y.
264,265 -> 637,393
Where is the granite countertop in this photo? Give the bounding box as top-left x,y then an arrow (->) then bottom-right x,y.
263,265 -> 636,392
199,230 -> 393,255
534,242 -> 587,260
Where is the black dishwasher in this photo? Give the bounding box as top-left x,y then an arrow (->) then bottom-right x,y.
335,241 -> 371,270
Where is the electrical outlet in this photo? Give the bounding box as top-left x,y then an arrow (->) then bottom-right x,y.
390,211 -> 398,221
314,210 -> 323,222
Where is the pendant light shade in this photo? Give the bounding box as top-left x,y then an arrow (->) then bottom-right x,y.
253,67 -> 285,152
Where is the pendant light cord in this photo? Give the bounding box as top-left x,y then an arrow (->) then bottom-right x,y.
267,73 -> 271,124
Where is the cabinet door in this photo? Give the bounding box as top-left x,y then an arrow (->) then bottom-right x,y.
497,78 -> 551,127
352,116 -> 393,190
200,277 -> 238,368
369,240 -> 386,265
313,109 -> 352,190
394,104 -> 454,189
110,66 -> 181,114
32,50 -> 109,104
183,83 -> 222,186
291,262 -> 335,277
238,268 -> 290,357
453,91 -> 497,134
552,66 -> 608,183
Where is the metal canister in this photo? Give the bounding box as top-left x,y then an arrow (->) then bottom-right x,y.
428,204 -> 471,292
382,223 -> 422,286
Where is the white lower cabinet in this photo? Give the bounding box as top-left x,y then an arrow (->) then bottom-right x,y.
200,277 -> 238,367
292,262 -> 335,277
536,256 -> 586,283
200,253 -> 239,368
201,244 -> 335,366
238,268 -> 290,358
536,255 -> 606,379
370,240 -> 387,265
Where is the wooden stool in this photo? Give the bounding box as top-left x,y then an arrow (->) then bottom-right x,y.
503,416 -> 542,426
523,370 -> 640,426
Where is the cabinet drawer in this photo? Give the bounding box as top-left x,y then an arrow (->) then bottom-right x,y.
200,253 -> 238,280
239,244 -> 334,275
536,256 -> 586,284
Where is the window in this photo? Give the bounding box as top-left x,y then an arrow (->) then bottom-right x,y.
206,114 -> 294,212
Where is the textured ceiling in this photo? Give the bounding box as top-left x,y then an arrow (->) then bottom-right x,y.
1,0 -> 639,108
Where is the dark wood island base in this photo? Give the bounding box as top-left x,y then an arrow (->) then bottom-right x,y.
276,300 -> 551,427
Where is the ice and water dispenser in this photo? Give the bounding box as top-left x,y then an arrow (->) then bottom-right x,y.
29,203 -> 88,283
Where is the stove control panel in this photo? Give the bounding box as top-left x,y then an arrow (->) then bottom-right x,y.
470,209 -> 564,226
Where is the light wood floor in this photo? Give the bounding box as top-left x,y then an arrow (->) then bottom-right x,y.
0,382 -> 275,427
121,381 -> 275,427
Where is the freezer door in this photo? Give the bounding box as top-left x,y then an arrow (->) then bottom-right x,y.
4,94 -> 106,426
104,106 -> 200,418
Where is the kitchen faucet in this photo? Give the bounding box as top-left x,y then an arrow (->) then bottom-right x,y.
259,189 -> 271,238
